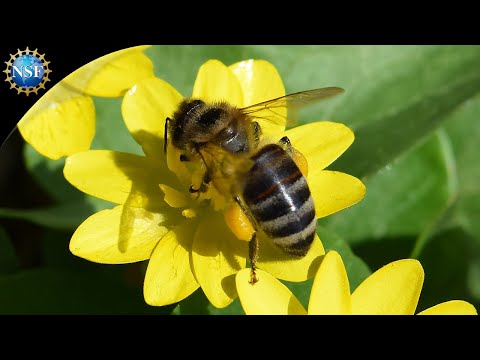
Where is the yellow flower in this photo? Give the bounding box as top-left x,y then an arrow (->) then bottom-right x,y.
236,250 -> 478,315
63,59 -> 366,308
18,45 -> 154,160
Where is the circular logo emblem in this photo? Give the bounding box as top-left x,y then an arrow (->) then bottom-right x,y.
3,47 -> 51,96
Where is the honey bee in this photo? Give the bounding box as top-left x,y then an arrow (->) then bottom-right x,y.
164,87 -> 344,283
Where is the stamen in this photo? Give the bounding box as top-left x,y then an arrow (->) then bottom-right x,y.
159,184 -> 189,208
182,208 -> 197,218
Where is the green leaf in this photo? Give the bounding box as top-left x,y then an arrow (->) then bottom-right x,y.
0,199 -> 112,230
317,225 -> 371,292
443,94 -> 480,241
0,227 -> 175,314
323,133 -> 453,248
172,288 -> 245,315
20,143 -> 114,229
0,266 -> 175,314
416,227 -> 480,312
0,226 -> 18,274
206,298 -> 244,315
90,97 -> 143,155
23,143 -> 79,204
282,226 -> 371,309
270,45 -> 480,179
24,143 -> 111,209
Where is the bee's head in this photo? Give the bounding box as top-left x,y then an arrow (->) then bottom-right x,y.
169,99 -> 206,149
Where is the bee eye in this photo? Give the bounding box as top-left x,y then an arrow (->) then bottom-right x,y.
180,154 -> 188,162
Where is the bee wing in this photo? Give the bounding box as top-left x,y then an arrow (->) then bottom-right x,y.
201,143 -> 254,175
199,143 -> 254,196
241,87 -> 345,129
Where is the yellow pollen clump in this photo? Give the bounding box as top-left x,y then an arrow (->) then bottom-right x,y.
224,202 -> 254,241
292,147 -> 308,177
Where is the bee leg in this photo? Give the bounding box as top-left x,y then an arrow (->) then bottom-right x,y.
252,121 -> 262,148
189,185 -> 201,193
189,171 -> 211,198
234,195 -> 259,284
278,136 -> 293,157
248,232 -> 259,285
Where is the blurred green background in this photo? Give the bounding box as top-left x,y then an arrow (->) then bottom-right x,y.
1,45 -> 480,314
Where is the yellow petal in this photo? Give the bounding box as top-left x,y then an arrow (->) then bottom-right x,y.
308,251 -> 351,315
236,268 -> 307,315
257,234 -> 325,282
64,45 -> 154,97
192,59 -> 243,107
229,59 -> 286,136
144,220 -> 199,306
351,259 -> 424,315
18,85 -> 94,160
417,300 -> 478,315
191,212 -> 247,308
308,170 -> 366,218
166,143 -> 194,186
122,77 -> 183,159
284,122 -> 355,171
64,150 -> 171,209
229,59 -> 285,107
70,205 -> 169,263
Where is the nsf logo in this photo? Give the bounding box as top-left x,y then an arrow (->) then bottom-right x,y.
3,47 -> 51,96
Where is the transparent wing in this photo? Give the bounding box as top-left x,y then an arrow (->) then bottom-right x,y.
198,143 -> 253,197
240,87 -> 345,128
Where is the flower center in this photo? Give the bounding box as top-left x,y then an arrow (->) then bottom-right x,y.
165,145 -> 234,212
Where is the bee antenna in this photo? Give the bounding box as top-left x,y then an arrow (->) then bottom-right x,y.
195,144 -> 211,175
164,118 -> 170,155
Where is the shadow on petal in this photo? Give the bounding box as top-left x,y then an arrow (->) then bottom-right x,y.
110,149 -> 176,212
220,273 -> 238,300
192,212 -> 247,270
130,129 -> 167,163
112,131 -> 191,255
117,196 -> 180,254
288,295 -> 308,315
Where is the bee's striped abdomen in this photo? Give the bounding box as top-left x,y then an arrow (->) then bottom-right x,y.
242,144 -> 316,256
